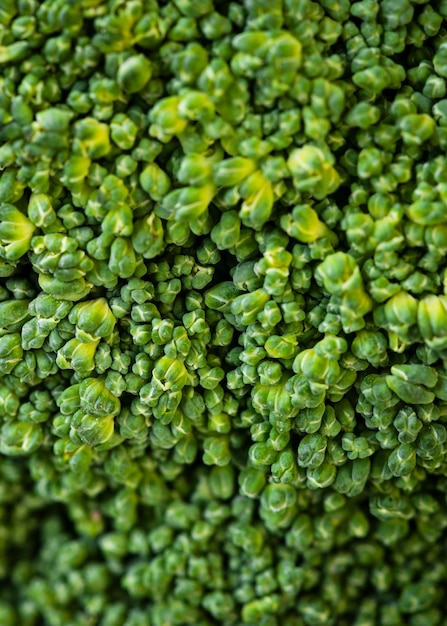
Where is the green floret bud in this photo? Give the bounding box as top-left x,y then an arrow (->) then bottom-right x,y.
334,458 -> 370,497
149,96 -> 188,140
140,163 -> 171,201
280,204 -> 335,243
390,364 -> 437,387
131,213 -> 165,260
117,54 -> 152,94
153,356 -> 189,391
0,421 -> 43,456
386,375 -> 435,404
56,338 -> 99,374
69,298 -> 116,343
35,107 -> 73,132
27,193 -> 57,229
260,483 -> 297,530
351,330 -> 389,367
344,101 -> 381,129
264,334 -> 298,360
0,333 -> 23,374
398,113 -> 436,146
72,412 -> 115,448
73,118 -> 111,159
287,145 -> 341,199
0,203 -> 35,261
79,377 -> 121,418
238,467 -> 267,498
212,157 -> 257,187
0,299 -> 31,333
417,295 -> 447,352
298,433 -> 327,469
387,443 -> 416,477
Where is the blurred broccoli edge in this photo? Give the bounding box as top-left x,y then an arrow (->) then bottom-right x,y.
3,0 -> 447,624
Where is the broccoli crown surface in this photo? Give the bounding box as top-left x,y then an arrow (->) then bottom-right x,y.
2,0 -> 447,624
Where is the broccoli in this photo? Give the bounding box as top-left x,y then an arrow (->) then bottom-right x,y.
1,0 -> 447,624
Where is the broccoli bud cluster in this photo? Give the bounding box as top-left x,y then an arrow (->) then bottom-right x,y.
2,0 -> 447,624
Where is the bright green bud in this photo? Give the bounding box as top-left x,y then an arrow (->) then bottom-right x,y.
294,349 -> 340,384
108,237 -> 137,279
386,375 -> 435,404
288,145 -> 341,199
0,203 -> 35,261
154,356 -> 189,391
264,334 -> 297,360
345,101 -> 381,129
73,412 -> 115,447
231,288 -> 270,325
417,295 -> 447,351
210,210 -> 241,250
360,374 -> 397,406
0,333 -> 23,374
0,299 -> 30,333
139,163 -> 171,201
0,40 -> 30,63
352,65 -> 396,96
239,467 -> 267,498
232,30 -> 269,54
239,171 -> 274,229
267,32 -> 302,72
117,54 -> 152,94
316,251 -> 361,295
56,337 -> 98,374
56,384 -> 81,416
406,200 -> 445,226
73,117 -> 111,159
0,383 -> 19,417
298,433 -> 327,468
249,440 -> 277,468
280,204 -> 334,243
212,157 -> 257,187
203,435 -> 231,466
101,205 -> 133,239
0,421 -> 43,456
399,113 -> 436,146
162,183 -> 215,222
109,113 -> 139,150
69,298 -> 116,343
242,596 -> 280,624
27,193 -> 57,229
132,213 -> 165,260
178,90 -> 214,121
199,366 -> 225,390
62,156 -> 91,186
149,96 -> 188,140
376,290 -> 418,334
79,377 -> 121,418
351,330 -> 388,367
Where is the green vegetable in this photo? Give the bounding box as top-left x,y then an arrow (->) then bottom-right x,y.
2,2 -> 447,625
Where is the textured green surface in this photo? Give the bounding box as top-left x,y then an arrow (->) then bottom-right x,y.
2,0 -> 447,624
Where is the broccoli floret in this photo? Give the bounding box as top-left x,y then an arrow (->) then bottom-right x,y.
2,0 -> 447,624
